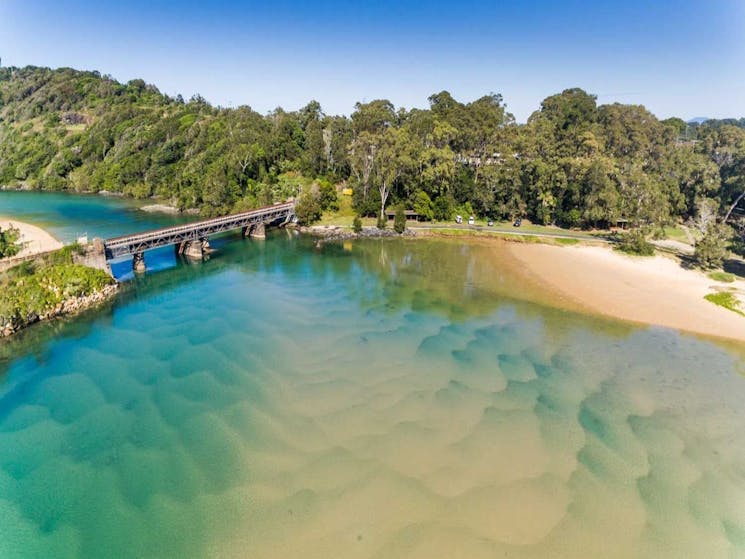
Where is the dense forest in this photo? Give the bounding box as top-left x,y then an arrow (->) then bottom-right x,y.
1,65 -> 743,259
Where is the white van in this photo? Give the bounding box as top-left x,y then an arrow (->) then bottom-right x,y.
468,216 -> 475,225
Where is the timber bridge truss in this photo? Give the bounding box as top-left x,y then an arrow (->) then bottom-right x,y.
103,202 -> 295,272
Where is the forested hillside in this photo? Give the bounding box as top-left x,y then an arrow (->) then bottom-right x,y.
1,65 -> 743,253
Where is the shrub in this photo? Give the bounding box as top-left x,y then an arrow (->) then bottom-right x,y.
0,226 -> 21,258
317,179 -> 338,211
377,214 -> 387,230
394,206 -> 406,234
0,260 -> 114,326
617,229 -> 654,256
352,215 -> 362,233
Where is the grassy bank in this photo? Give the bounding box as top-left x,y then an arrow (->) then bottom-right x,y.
1,244 -> 116,335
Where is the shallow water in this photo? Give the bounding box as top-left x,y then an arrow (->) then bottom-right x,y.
1,193 -> 745,558
0,190 -> 194,243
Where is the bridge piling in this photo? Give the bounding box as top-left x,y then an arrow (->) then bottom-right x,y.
250,223 -> 266,239
181,239 -> 210,260
241,222 -> 266,239
133,252 -> 146,273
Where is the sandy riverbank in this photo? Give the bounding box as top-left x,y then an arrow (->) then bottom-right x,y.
0,217 -> 63,257
507,242 -> 745,342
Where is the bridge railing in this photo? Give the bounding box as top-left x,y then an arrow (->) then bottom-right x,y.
104,202 -> 294,249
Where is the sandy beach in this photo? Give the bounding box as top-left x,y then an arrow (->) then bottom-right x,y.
0,217 -> 63,258
507,242 -> 745,342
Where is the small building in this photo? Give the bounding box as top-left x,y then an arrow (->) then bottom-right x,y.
385,210 -> 420,222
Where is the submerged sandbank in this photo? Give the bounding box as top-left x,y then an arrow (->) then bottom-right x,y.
506,242 -> 745,342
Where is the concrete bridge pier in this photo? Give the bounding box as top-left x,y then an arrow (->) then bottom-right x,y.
178,238 -> 212,260
132,252 -> 146,273
252,222 -> 266,239
242,222 -> 266,240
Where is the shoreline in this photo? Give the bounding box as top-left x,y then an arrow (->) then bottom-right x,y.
2,213 -> 743,344
1,283 -> 119,338
0,217 -> 63,258
505,242 -> 745,343
0,216 -> 118,339
305,225 -> 745,343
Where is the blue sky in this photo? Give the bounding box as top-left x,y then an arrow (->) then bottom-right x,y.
1,0 -> 743,121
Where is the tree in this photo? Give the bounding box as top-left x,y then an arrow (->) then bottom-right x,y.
3,64 -> 745,244
413,191 -> 434,221
433,196 -> 453,221
349,130 -> 379,203
617,228 -> 655,256
294,191 -> 322,225
372,127 -> 414,221
694,222 -> 732,268
394,205 -> 406,234
351,99 -> 396,135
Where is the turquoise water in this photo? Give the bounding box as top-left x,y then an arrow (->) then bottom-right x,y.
1,190 -> 196,278
1,193 -> 745,558
0,190 -> 194,242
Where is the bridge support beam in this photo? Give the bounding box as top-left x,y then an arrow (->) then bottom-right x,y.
178,238 -> 211,260
248,223 -> 266,239
184,241 -> 204,259
132,252 -> 146,273
243,222 -> 266,240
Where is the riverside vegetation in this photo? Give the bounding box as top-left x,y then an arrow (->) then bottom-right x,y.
0,225 -> 20,257
0,244 -> 116,337
0,65 -> 744,266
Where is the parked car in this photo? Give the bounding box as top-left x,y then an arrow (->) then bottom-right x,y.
468,216 -> 475,225
487,219 -> 494,226
513,217 -> 522,227
455,215 -> 462,224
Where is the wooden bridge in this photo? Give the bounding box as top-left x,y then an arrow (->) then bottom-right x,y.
103,202 -> 295,272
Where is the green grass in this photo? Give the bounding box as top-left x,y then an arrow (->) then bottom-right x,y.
554,237 -> 580,246
424,228 -> 555,244
708,271 -> 736,283
663,225 -> 690,242
704,291 -> 745,316
317,196 -> 372,227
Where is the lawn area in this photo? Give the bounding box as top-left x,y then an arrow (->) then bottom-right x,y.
663,225 -> 691,242
317,205 -> 601,242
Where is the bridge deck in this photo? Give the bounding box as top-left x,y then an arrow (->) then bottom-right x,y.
104,202 -> 294,259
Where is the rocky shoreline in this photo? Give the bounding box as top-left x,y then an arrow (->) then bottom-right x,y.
298,225 -> 417,242
1,283 -> 119,338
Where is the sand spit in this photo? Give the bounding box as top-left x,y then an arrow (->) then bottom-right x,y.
140,203 -> 181,214
507,243 -> 745,342
0,218 -> 63,257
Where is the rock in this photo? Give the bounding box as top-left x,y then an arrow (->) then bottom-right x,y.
298,225 -> 417,244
